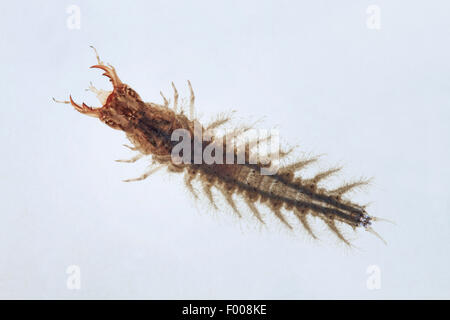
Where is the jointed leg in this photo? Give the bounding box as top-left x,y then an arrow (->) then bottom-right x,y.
171,82 -> 179,112
123,165 -> 163,182
273,208 -> 293,230
187,80 -> 195,119
245,199 -> 265,224
160,91 -> 170,108
218,188 -> 241,218
115,153 -> 144,163
184,173 -> 198,199
206,112 -> 235,131
86,81 -> 111,105
324,218 -> 351,246
123,144 -> 138,151
293,209 -> 317,239
202,181 -> 218,209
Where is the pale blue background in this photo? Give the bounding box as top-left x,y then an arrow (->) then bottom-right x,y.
0,0 -> 449,299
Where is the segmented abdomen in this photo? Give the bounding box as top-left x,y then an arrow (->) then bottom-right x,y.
190,154 -> 368,244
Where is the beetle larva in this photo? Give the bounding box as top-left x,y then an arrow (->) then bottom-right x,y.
54,47 -> 388,246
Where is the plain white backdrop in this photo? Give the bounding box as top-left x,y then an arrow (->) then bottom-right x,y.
0,0 -> 449,299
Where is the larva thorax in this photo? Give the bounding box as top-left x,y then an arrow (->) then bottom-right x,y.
64,60 -> 193,158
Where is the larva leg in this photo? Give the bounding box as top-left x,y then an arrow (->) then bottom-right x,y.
171,82 -> 179,113
306,167 -> 341,185
324,219 -> 351,246
160,91 -> 170,108
207,118 -> 230,131
202,181 -> 218,209
115,153 -> 144,163
293,209 -> 317,239
184,173 -> 198,199
86,81 -> 111,105
225,126 -> 252,142
218,188 -> 242,218
206,112 -> 235,131
331,179 -> 371,196
187,80 -> 195,119
123,165 -> 163,182
247,135 -> 272,150
272,208 -> 293,230
123,144 -> 138,151
244,199 -> 265,224
260,147 -> 293,162
278,146 -> 295,158
279,157 -> 319,175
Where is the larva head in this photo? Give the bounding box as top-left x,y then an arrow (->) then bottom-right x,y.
65,63 -> 144,132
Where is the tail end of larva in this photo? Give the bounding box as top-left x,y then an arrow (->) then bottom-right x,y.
371,216 -> 397,226
365,226 -> 387,245
363,214 -> 395,245
359,213 -> 392,245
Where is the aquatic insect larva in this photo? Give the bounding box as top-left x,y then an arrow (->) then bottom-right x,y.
54,47 -> 388,246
